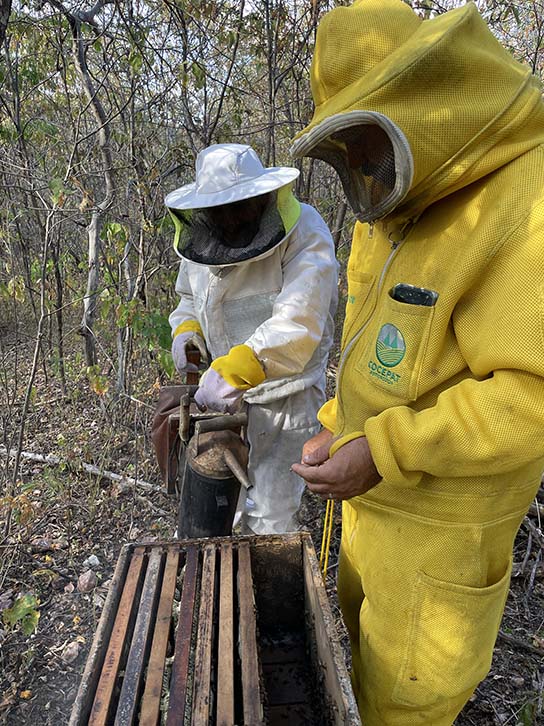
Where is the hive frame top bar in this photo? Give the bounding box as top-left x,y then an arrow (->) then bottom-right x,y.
70,532 -> 361,726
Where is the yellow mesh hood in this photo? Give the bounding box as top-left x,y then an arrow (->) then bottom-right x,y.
292,0 -> 544,218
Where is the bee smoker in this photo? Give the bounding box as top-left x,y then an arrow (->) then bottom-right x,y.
176,390 -> 251,539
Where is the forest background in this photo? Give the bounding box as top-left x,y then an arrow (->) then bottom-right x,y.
0,1 -> 543,724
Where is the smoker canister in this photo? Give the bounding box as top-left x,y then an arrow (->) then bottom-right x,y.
177,426 -> 249,538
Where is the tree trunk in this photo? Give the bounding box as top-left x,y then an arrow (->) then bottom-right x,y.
81,210 -> 101,366
332,200 -> 348,251
52,235 -> 67,394
0,0 -> 11,46
54,5 -> 116,367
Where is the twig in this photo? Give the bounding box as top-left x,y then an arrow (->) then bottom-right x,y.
529,502 -> 544,519
6,207 -> 56,536
525,549 -> 543,602
33,395 -> 71,409
0,446 -> 162,495
523,517 -> 544,547
133,494 -> 170,518
519,531 -> 533,575
498,629 -> 544,657
118,392 -> 154,409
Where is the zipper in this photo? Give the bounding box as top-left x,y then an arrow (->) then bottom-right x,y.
335,225 -> 412,432
203,269 -> 223,337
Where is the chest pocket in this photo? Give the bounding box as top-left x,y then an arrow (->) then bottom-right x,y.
223,291 -> 279,347
355,294 -> 435,402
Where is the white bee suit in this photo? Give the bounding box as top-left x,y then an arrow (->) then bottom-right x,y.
169,203 -> 338,534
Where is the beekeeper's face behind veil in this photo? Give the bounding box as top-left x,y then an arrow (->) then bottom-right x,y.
291,111 -> 413,226
165,144 -> 302,266
331,123 -> 398,212
289,0 -> 420,224
206,194 -> 270,246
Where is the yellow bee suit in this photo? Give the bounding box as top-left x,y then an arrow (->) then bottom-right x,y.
291,1 -> 544,724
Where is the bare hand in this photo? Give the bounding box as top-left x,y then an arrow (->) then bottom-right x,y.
292,436 -> 381,501
301,428 -> 334,464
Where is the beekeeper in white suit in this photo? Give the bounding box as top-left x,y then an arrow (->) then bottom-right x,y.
165,143 -> 338,535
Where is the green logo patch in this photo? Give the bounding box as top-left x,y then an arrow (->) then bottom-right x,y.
376,323 -> 405,367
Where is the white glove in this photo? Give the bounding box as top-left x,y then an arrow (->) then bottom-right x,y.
194,367 -> 245,414
193,344 -> 265,413
171,331 -> 209,373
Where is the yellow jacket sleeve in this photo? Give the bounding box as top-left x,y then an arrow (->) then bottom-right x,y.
317,397 -> 338,432
318,400 -> 367,458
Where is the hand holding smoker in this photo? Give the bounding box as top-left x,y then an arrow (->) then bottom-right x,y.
155,349 -> 251,539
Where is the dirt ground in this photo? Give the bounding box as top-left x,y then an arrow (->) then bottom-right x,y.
1,332 -> 543,725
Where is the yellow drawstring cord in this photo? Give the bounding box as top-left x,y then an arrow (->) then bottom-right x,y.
319,499 -> 335,578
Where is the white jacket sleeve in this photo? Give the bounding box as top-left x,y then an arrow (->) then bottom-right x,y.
168,261 -> 199,336
245,207 -> 338,379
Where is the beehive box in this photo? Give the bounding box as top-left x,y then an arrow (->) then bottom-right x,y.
69,533 -> 361,725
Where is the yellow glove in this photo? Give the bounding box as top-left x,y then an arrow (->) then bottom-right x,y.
195,345 -> 265,413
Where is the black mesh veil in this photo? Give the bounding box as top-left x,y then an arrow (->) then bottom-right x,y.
172,191 -> 286,266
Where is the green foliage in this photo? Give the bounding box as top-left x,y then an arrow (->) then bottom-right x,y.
30,256 -> 56,283
49,178 -> 67,207
128,48 -> 144,73
0,119 -> 17,143
191,61 -> 206,90
131,303 -> 176,378
508,5 -> 521,24
98,292 -> 175,377
116,298 -> 140,328
86,365 -> 110,396
26,118 -> 60,142
2,593 -> 40,636
102,222 -> 129,254
157,349 -> 176,378
517,700 -> 537,726
136,308 -> 172,349
40,465 -> 70,496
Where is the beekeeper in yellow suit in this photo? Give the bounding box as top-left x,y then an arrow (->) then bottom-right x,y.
291,1 -> 544,724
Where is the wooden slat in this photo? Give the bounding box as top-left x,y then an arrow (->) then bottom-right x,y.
238,541 -> 262,725
186,349 -> 200,385
302,537 -> 361,725
139,546 -> 180,725
114,548 -> 163,725
217,543 -> 234,726
166,545 -> 200,725
69,544 -> 133,726
89,547 -> 146,726
191,544 -> 217,725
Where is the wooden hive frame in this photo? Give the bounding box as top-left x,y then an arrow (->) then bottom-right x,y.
70,533 -> 361,726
